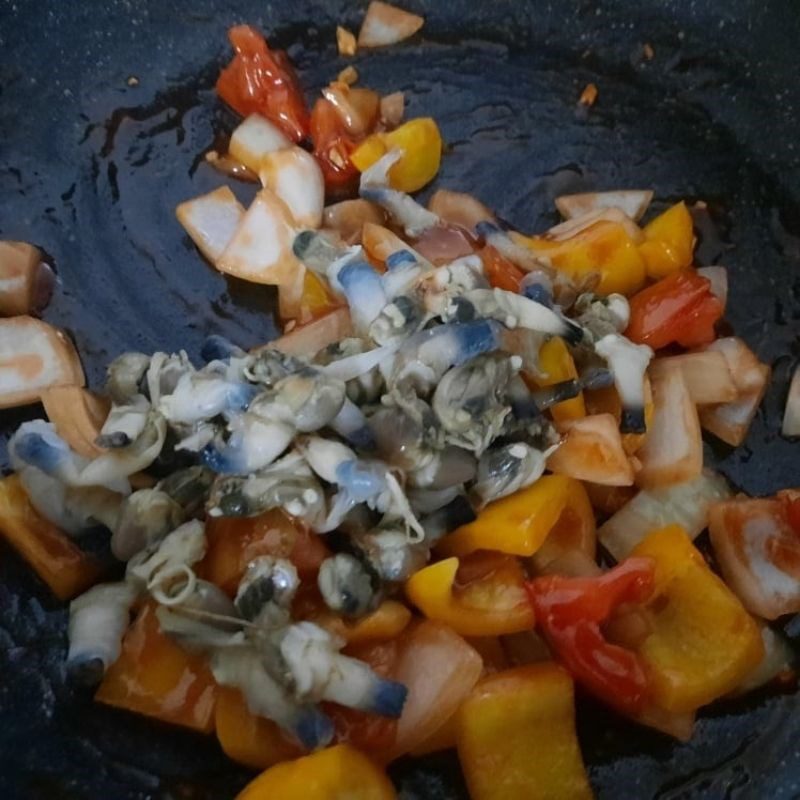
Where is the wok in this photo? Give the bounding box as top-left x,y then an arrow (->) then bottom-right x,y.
0,0 -> 798,797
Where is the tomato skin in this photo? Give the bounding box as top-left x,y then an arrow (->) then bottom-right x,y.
526,558 -> 655,715
310,98 -> 361,192
217,25 -> 309,142
625,271 -> 723,349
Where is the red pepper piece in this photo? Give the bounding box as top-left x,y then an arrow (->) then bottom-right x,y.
527,557 -> 655,715
217,25 -> 309,142
310,97 -> 362,193
625,271 -> 723,350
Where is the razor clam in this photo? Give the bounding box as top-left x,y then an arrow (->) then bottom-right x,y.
211,645 -> 335,751
432,353 -> 518,455
207,451 -> 325,522
389,319 -> 505,395
369,295 -> 428,346
359,150 -> 439,237
235,556 -> 300,628
594,333 -> 653,433
416,254 -> 488,317
450,288 -> 585,344
336,260 -> 388,334
280,621 -> 407,716
573,292 -> 631,340
105,352 -> 150,404
318,552 -> 380,617
157,370 -> 257,425
66,581 -> 139,685
471,441 -> 556,507
111,488 -> 185,561
96,395 -> 150,448
244,348 -> 307,387
126,519 -> 206,602
146,350 -> 193,405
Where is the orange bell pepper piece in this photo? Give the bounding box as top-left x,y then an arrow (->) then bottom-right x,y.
235,744 -> 397,800
638,201 -> 694,280
530,336 -> 586,422
631,525 -> 764,713
95,603 -> 217,733
405,553 -> 535,636
313,600 -> 412,645
216,687 -> 302,770
0,474 -> 101,600
456,663 -> 593,800
202,510 -> 329,596
350,118 -> 442,192
439,475 -> 595,560
513,221 -> 646,296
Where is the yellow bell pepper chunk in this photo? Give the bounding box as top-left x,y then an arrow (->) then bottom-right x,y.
457,663 -> 593,800
350,118 -> 442,193
314,600 -> 412,645
0,474 -> 101,600
215,687 -> 302,770
405,555 -> 535,636
438,475 -> 594,559
531,336 -> 586,422
235,744 -> 397,800
631,525 -> 764,713
638,201 -> 695,280
513,221 -> 646,296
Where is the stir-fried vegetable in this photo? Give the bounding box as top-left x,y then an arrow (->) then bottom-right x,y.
3,16 -> 798,799
456,664 -> 592,800
0,240 -> 54,317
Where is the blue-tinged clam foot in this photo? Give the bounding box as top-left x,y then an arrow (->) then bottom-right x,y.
65,654 -> 105,687
370,678 -> 408,718
13,430 -> 71,476
450,319 -> 503,365
620,406 -> 647,435
522,282 -> 553,307
385,249 -> 417,269
580,367 -> 615,391
338,261 -> 387,328
335,460 -> 387,503
293,707 -> 335,750
343,425 -> 376,451
200,445 -> 240,475
475,220 -> 501,239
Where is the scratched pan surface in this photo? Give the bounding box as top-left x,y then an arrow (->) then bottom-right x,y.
1,0 -> 799,797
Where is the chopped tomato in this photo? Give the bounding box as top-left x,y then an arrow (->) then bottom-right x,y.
327,641 -> 399,752
625,271 -> 723,349
526,558 -> 655,715
310,97 -> 361,192
784,497 -> 800,536
480,245 -> 525,292
202,510 -> 330,596
217,25 -> 309,142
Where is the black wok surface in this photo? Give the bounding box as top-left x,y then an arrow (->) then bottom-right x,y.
1,1 -> 799,797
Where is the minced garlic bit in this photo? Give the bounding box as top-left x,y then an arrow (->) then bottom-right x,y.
338,65 -> 359,85
578,83 -> 598,107
127,75 -> 140,87
642,43 -> 655,60
337,25 -> 357,57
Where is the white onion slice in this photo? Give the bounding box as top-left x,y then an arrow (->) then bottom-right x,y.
782,366 -> 800,437
545,206 -> 644,244
228,113 -> 291,173
652,351 -> 738,406
358,1 -> 424,48
259,147 -> 325,229
696,266 -> 728,310
599,469 -> 731,560
0,241 -> 54,317
555,190 -> 653,222
0,316 -> 84,409
636,364 -> 702,488
175,186 -> 244,265
217,189 -> 302,287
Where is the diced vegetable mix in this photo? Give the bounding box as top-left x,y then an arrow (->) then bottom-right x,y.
0,5 -> 798,798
